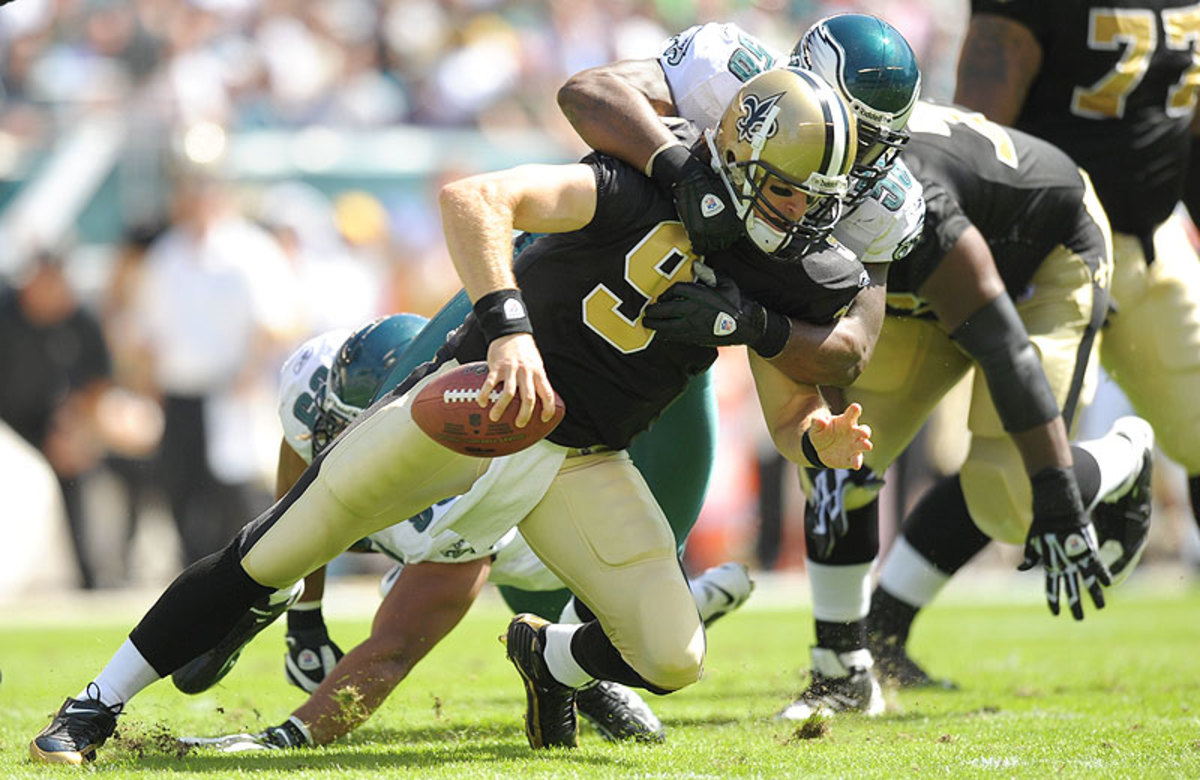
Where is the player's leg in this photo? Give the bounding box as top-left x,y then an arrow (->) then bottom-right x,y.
781,316 -> 970,720
506,451 -> 704,748
31,365 -> 487,764
1102,219 -> 1200,531
497,370 -> 725,621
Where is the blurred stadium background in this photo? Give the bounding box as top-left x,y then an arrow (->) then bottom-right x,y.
1,0 -> 1195,600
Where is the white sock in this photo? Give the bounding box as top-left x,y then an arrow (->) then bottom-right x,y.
557,598 -> 583,625
1076,417 -> 1150,508
541,623 -> 593,688
808,561 -> 873,623
877,537 -> 951,609
82,639 -> 161,707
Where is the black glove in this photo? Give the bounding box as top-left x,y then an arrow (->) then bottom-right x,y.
1018,466 -> 1113,620
804,467 -> 884,560
284,627 -> 345,692
642,274 -> 790,357
649,144 -> 743,254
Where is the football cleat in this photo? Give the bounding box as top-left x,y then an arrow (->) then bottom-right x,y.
690,561 -> 755,626
1093,416 -> 1155,586
504,613 -> 578,749
777,647 -> 885,721
172,580 -> 305,694
576,681 -> 665,743
29,684 -> 122,765
866,633 -> 957,690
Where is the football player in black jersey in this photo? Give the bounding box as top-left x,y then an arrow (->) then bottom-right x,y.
862,0 -> 1200,689
30,68 -> 874,764
779,101 -> 1153,719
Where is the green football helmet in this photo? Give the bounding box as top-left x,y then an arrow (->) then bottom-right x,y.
312,313 -> 428,455
792,13 -> 921,204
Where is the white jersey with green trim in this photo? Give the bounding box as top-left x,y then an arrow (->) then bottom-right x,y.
659,22 -> 925,265
275,332 -> 561,589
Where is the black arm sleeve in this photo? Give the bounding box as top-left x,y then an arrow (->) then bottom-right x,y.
950,294 -> 1060,433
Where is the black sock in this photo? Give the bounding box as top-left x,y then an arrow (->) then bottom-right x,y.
814,618 -> 867,653
568,621 -> 672,695
130,543 -> 273,676
901,475 -> 991,574
287,606 -> 325,632
1071,444 -> 1103,506
868,587 -> 919,645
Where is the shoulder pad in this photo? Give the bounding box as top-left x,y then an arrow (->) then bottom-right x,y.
277,329 -> 351,464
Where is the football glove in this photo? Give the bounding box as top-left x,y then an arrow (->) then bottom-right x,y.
1019,466 -> 1112,620
284,627 -> 345,693
649,144 -> 743,254
642,274 -> 790,357
804,467 -> 884,560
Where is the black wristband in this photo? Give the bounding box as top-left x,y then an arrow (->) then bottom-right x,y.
473,288 -> 533,344
648,144 -> 694,187
801,429 -> 828,469
1030,465 -> 1085,524
752,308 -> 791,359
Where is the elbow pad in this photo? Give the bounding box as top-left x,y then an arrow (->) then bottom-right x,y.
950,295 -> 1060,433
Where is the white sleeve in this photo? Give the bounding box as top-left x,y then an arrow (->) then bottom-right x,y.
659,23 -> 784,129
276,330 -> 351,465
832,159 -> 926,266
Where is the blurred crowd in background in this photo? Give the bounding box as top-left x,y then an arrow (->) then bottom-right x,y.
0,0 -> 1191,596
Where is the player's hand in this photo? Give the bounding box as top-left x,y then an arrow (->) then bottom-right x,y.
807,403 -> 872,470
804,466 -> 883,560
643,274 -> 785,356
284,627 -> 345,693
649,144 -> 743,254
482,332 -> 557,427
1018,466 -> 1112,620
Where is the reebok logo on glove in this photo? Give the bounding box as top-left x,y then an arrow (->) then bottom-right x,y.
713,312 -> 737,336
701,194 -> 726,218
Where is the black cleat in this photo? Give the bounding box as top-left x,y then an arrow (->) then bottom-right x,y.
576,680 -> 665,743
29,684 -> 122,765
1093,416 -> 1155,585
868,634 -> 957,690
777,648 -> 884,720
172,581 -> 304,694
504,613 -> 578,749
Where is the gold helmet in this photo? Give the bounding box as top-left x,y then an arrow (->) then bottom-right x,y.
707,66 -> 857,255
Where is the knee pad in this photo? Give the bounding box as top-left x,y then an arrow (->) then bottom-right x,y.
960,439 -> 1030,544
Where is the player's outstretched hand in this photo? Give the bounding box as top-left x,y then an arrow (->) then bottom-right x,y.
1019,466 -> 1112,620
1019,522 -> 1111,620
807,403 -> 872,470
482,332 -> 557,428
284,627 -> 345,693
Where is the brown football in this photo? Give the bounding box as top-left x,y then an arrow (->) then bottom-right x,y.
410,362 -> 566,456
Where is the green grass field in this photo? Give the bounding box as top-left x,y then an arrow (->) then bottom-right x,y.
3,572 -> 1200,778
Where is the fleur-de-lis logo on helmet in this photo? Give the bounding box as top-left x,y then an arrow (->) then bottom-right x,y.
735,91 -> 785,144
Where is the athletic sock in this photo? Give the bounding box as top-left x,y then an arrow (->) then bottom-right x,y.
84,639 -> 161,707
542,623 -> 592,688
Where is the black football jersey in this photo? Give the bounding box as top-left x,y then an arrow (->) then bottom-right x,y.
887,101 -> 1091,311
452,153 -> 867,450
972,0 -> 1198,234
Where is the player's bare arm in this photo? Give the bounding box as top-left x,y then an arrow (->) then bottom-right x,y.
918,224 -> 1072,475
291,559 -> 491,745
275,439 -> 329,603
557,59 -> 678,173
748,351 -> 872,470
770,262 -> 887,387
954,14 -> 1043,124
438,164 -> 596,427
